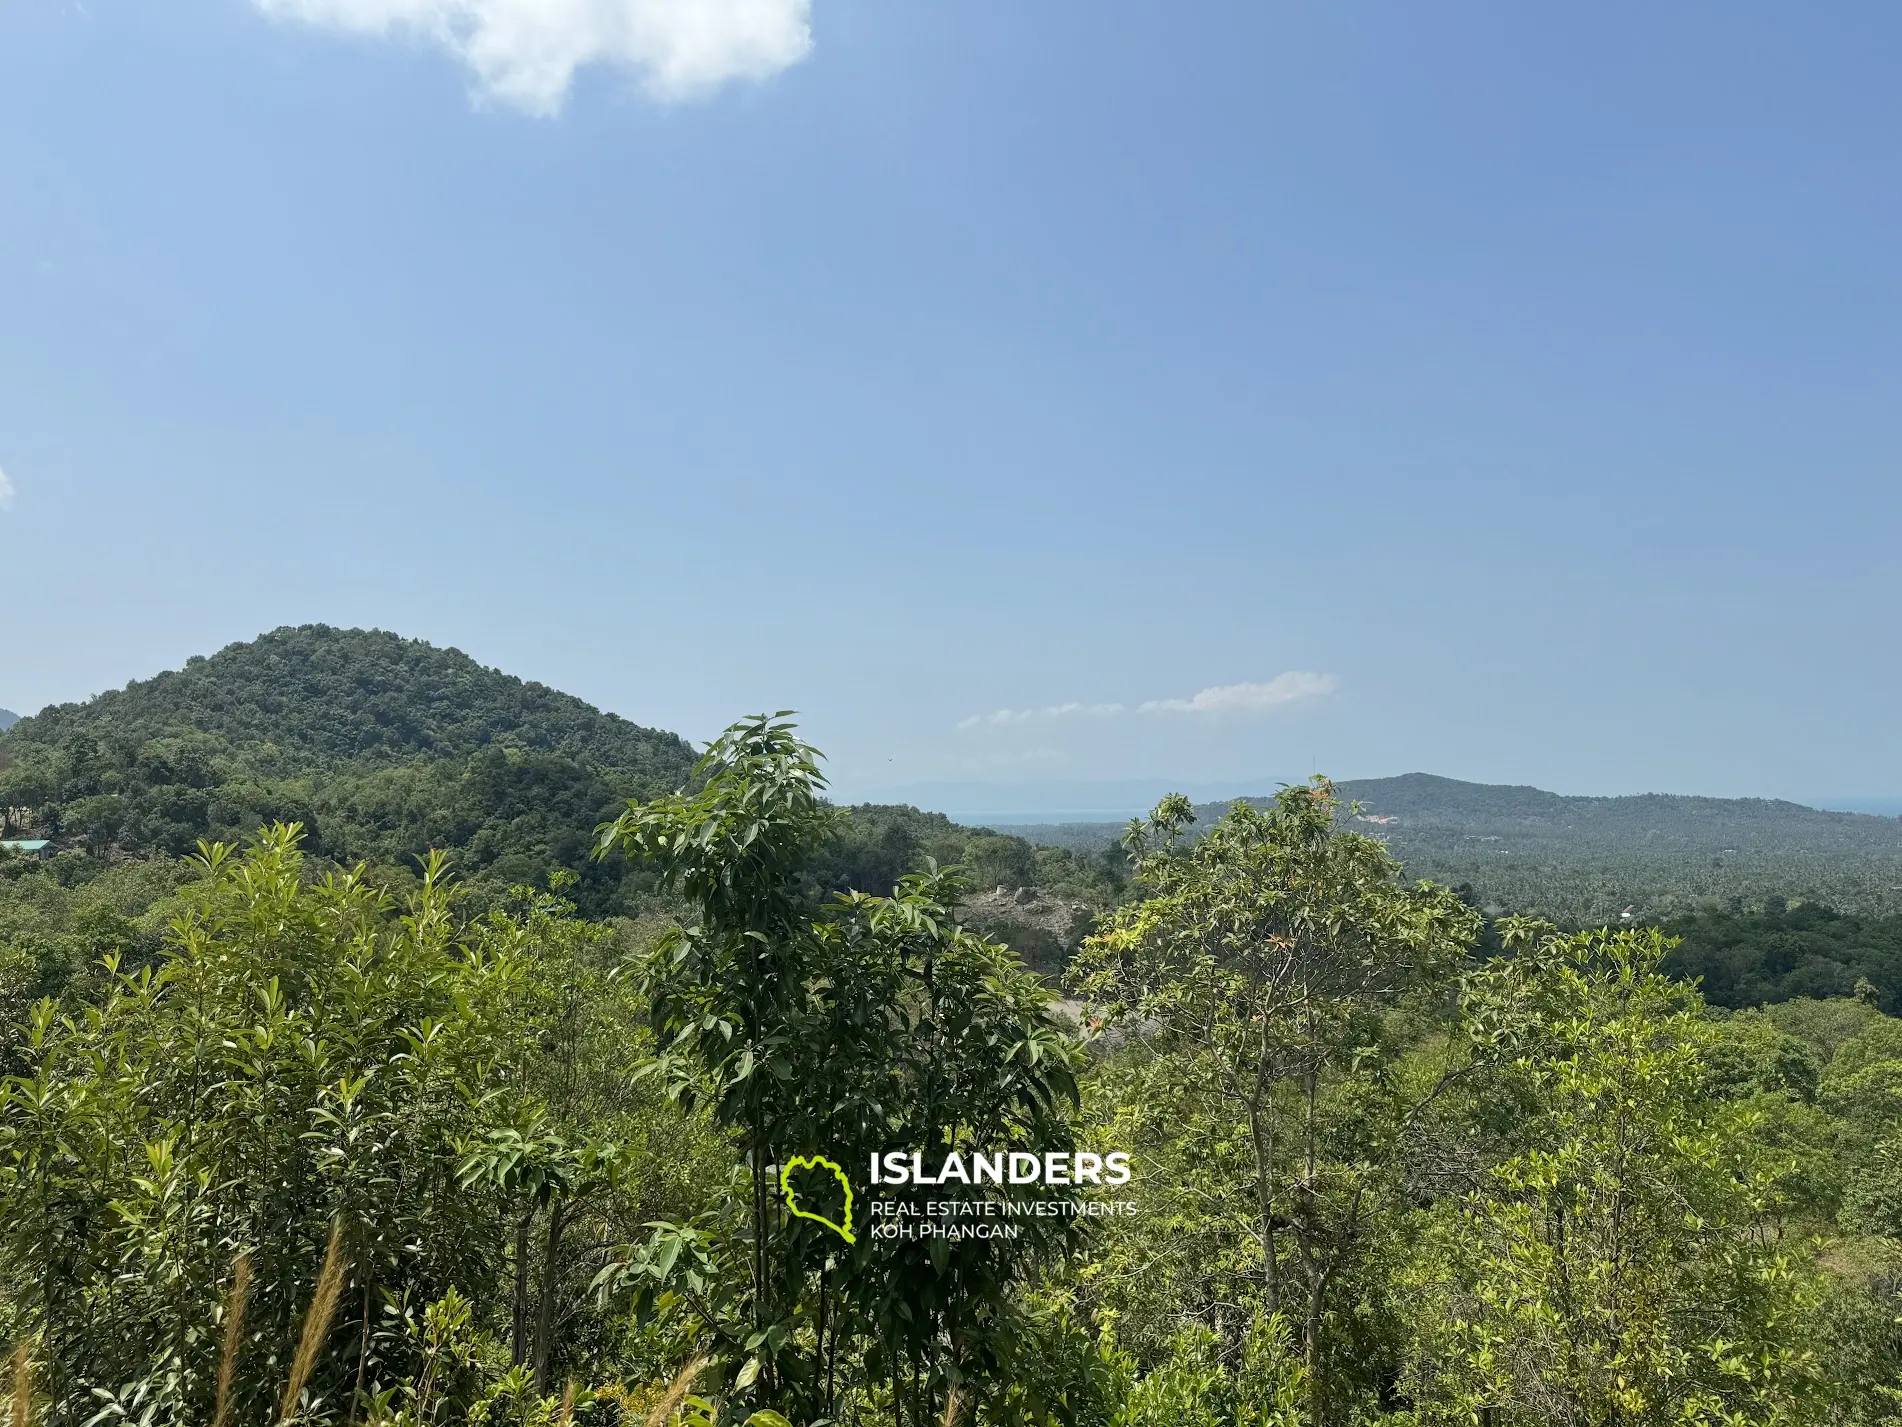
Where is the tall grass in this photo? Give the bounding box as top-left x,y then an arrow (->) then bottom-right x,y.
280,1220 -> 348,1423
9,1342 -> 29,1427
644,1356 -> 708,1426
213,1248 -> 253,1427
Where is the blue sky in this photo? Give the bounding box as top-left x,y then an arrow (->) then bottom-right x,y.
2,0 -> 1900,807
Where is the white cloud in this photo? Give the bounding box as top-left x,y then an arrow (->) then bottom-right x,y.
956,674 -> 1337,730
0,466 -> 13,512
957,702 -> 1125,731
252,0 -> 814,114
1139,673 -> 1337,715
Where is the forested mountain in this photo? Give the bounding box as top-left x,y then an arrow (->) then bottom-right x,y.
1338,773 -> 1902,922
10,631 -> 1902,994
1015,772 -> 1902,923
3,625 -> 690,774
0,629 -> 1121,928
0,626 -> 695,910
0,710 -> 16,732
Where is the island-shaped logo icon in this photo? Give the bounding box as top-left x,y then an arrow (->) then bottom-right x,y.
780,1154 -> 856,1244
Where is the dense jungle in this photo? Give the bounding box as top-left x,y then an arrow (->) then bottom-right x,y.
4,628 -> 1902,1425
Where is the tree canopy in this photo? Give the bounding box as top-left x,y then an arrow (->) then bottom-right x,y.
5,660 -> 1902,1424
0,627 -> 695,913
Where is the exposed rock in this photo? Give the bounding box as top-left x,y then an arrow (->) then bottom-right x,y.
957,886 -> 1097,978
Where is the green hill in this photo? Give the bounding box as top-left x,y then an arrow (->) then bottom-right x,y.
0,711 -> 16,732
1011,773 -> 1902,925
0,627 -> 1129,934
3,626 -> 689,775
1327,774 -> 1902,922
1334,772 -> 1898,850
0,626 -> 695,911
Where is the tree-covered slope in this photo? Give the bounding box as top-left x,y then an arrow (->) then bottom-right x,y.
1009,772 -> 1902,923
0,628 -> 1131,927
1664,898 -> 1902,1011
0,710 -> 17,732
1334,772 -> 1901,852
3,625 -> 688,777
0,626 -> 696,911
1328,774 -> 1902,922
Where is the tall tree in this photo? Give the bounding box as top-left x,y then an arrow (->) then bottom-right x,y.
1400,924 -> 1828,1425
598,717 -> 1087,1425
596,713 -> 839,1411
1073,780 -> 1479,1424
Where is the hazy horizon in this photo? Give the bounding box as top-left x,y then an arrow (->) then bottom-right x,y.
7,649 -> 1902,817
838,776 -> 1902,826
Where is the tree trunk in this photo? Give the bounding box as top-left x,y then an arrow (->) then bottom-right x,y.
350,1266 -> 371,1425
1247,1097 -> 1280,1314
1305,1278 -> 1328,1427
532,1203 -> 571,1394
511,1210 -> 533,1367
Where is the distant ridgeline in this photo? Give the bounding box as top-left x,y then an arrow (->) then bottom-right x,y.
1014,772 -> 1902,926
0,628 -> 1125,929
9,632 -> 1902,1000
0,710 -> 16,731
0,626 -> 696,914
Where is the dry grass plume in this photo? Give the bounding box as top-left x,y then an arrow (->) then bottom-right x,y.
557,1379 -> 576,1425
213,1248 -> 253,1427
10,1342 -> 30,1427
280,1220 -> 349,1423
644,1355 -> 709,1426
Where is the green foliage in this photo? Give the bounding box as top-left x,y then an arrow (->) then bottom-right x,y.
0,827 -> 710,1424
1758,994 -> 1888,1060
1,828 -> 510,1419
1075,780 -> 1480,1423
1666,899 -> 1902,1011
811,804 -> 970,897
1105,1316 -> 1304,1427
1112,1326 -> 1227,1427
0,627 -> 694,913
1400,925 -> 1829,1424
0,855 -> 193,1060
597,717 -> 1090,1427
7,706 -> 1902,1426
1069,792 -> 1902,1425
